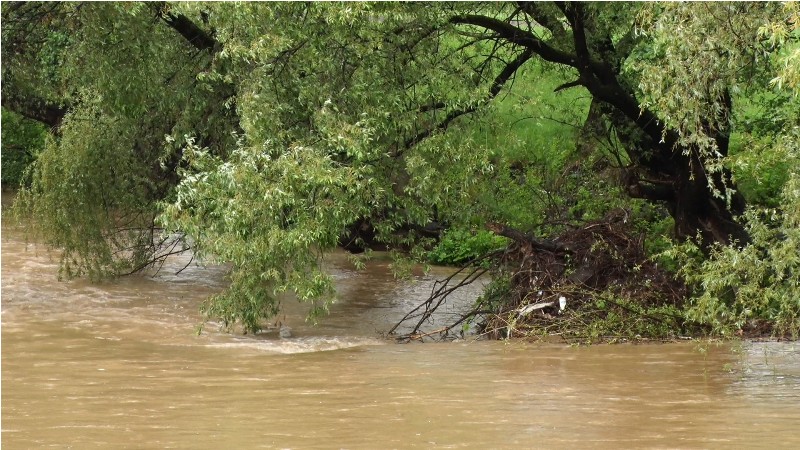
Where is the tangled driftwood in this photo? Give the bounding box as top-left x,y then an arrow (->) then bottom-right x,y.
392,209 -> 688,343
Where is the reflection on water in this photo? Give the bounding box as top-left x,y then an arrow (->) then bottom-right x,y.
2,201 -> 799,449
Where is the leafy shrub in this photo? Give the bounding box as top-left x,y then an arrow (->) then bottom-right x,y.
428,228 -> 509,266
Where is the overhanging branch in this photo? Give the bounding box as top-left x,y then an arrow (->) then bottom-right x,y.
554,78 -> 584,92
152,2 -> 217,52
557,2 -> 591,70
1,90 -> 66,129
403,47 -> 534,150
486,222 -> 570,253
450,14 -> 578,68
518,2 -> 568,42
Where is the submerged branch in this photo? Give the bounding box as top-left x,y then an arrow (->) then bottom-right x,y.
389,251 -> 499,341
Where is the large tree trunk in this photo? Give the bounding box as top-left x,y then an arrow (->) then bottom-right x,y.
576,97 -> 607,158
671,152 -> 749,247
448,6 -> 756,248
621,132 -> 750,247
601,105 -> 750,249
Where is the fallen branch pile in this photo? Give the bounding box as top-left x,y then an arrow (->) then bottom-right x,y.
392,209 -> 690,343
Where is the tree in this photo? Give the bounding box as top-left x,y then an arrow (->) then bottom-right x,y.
3,2 -> 795,333
3,2 -> 237,278
664,2 -> 800,338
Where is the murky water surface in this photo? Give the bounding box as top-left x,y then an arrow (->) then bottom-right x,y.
2,199 -> 799,448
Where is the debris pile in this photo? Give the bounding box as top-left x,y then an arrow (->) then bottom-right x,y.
482,209 -> 688,341
391,209 -> 689,343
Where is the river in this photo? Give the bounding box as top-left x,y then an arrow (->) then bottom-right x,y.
2,199 -> 799,448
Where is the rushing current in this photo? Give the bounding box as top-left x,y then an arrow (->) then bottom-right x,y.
2,195 -> 799,449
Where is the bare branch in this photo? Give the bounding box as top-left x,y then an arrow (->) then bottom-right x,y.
486,222 -> 570,253
554,78 -> 584,92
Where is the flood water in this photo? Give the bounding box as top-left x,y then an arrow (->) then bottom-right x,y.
2,199 -> 800,448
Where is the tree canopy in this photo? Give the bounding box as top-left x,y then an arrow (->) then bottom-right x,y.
3,1 -> 798,338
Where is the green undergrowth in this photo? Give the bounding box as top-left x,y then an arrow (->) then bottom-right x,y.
428,228 -> 508,266
427,62 -> 590,266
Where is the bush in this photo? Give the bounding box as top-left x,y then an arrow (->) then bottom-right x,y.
428,228 -> 509,266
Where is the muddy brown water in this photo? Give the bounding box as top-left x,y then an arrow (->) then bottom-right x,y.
2,200 -> 799,448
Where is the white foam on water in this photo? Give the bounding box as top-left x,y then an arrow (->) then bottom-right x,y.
206,335 -> 387,354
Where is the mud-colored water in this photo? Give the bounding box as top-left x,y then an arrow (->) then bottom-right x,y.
3,201 -> 799,448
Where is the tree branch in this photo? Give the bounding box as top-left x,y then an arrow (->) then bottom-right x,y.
2,3 -> 219,128
450,14 -> 578,68
450,10 -> 682,166
558,2 -> 591,71
486,222 -> 570,253
489,47 -> 534,96
518,2 -> 568,42
403,47 -> 534,150
554,78 -> 584,92
1,90 -> 66,129
151,2 -> 217,52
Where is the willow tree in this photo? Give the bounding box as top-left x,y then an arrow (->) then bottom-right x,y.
3,2 -> 794,332
3,2 -> 235,277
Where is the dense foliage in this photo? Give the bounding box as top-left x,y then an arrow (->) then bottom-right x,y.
3,2 -> 798,338
1,108 -> 44,187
